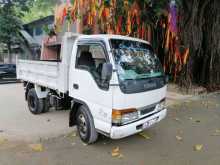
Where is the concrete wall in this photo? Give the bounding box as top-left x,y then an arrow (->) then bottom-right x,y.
1,54 -> 17,64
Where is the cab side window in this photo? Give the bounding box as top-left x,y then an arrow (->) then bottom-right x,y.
76,44 -> 107,89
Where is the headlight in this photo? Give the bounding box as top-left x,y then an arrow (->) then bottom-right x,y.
112,108 -> 138,125
157,99 -> 166,111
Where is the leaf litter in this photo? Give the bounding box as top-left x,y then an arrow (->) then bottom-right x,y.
139,132 -> 151,140
176,135 -> 183,141
65,131 -> 77,140
0,137 -> 7,145
194,144 -> 203,151
111,147 -> 124,159
211,129 -> 220,136
29,143 -> 44,152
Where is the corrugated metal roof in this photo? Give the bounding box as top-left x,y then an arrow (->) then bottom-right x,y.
23,15 -> 54,27
20,30 -> 40,47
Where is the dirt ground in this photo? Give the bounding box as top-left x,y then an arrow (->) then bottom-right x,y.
0,84 -> 220,165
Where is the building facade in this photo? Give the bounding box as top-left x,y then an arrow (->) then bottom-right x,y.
23,15 -> 55,45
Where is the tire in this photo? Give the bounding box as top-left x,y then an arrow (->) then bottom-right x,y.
27,88 -> 44,115
76,105 -> 98,144
42,97 -> 50,113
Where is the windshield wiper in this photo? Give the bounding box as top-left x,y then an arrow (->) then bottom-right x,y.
123,78 -> 136,80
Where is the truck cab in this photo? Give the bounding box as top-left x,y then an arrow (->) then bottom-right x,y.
17,33 -> 167,144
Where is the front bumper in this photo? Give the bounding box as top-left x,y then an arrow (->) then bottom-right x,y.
110,109 -> 167,139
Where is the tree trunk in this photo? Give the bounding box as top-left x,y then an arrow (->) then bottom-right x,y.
7,43 -> 12,63
178,0 -> 220,90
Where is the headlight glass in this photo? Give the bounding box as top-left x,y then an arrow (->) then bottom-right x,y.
112,109 -> 138,125
157,100 -> 166,111
121,111 -> 138,124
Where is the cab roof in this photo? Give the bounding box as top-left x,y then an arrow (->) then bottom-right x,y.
65,32 -> 150,45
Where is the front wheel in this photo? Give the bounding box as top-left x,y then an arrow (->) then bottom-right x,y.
76,105 -> 98,144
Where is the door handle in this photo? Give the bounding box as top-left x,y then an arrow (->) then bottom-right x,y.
73,84 -> 79,89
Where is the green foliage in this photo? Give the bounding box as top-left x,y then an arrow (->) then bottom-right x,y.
22,0 -> 57,23
0,0 -> 31,16
0,0 -> 30,62
0,1 -> 23,45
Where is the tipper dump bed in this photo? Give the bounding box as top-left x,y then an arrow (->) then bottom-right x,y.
17,33 -> 79,93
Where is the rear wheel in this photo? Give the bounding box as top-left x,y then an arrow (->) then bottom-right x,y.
27,88 -> 44,114
76,105 -> 98,144
42,97 -> 50,113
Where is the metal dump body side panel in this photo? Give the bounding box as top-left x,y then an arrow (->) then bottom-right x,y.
17,59 -> 63,91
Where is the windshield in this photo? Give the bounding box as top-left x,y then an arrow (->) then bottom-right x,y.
110,39 -> 163,81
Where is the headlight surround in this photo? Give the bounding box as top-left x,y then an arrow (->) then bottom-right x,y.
112,108 -> 138,125
157,99 -> 166,111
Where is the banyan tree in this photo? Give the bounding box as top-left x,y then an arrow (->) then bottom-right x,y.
53,0 -> 220,91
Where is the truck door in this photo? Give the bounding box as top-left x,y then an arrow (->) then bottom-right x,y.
69,41 -> 112,133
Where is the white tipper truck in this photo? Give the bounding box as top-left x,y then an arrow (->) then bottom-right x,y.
17,32 -> 168,144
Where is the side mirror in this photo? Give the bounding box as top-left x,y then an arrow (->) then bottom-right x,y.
102,63 -> 113,82
165,75 -> 169,84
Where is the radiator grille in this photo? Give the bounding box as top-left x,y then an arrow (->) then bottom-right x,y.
140,105 -> 156,115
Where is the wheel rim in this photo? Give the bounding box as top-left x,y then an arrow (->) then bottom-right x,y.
78,113 -> 87,137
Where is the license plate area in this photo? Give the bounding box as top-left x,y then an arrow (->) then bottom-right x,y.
143,116 -> 159,129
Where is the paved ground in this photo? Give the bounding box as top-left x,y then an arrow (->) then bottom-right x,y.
0,84 -> 72,141
0,84 -> 220,165
0,83 -> 189,141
